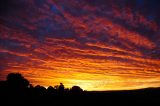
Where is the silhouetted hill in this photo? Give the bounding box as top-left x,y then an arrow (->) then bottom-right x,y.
0,73 -> 160,105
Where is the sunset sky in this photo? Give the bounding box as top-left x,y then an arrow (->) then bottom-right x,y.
0,0 -> 160,91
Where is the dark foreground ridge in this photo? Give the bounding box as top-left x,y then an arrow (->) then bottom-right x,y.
0,73 -> 160,105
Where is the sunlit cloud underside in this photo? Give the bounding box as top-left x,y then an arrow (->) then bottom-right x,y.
0,0 -> 160,91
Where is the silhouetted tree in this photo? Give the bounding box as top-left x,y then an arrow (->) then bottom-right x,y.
70,86 -> 83,93
58,83 -> 65,93
6,73 -> 29,89
47,86 -> 56,94
54,85 -> 59,90
47,86 -> 55,90
34,85 -> 46,97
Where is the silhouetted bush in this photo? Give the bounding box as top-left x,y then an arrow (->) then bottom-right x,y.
70,86 -> 83,93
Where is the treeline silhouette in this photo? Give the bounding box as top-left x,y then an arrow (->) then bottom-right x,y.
0,73 -> 84,105
0,73 -> 160,105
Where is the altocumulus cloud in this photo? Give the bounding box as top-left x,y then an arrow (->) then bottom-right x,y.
0,0 -> 160,90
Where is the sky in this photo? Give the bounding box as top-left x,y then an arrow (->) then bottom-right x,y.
0,0 -> 160,91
